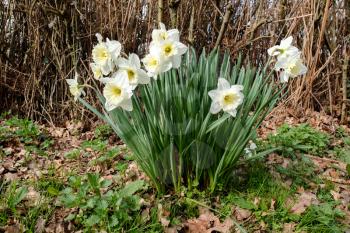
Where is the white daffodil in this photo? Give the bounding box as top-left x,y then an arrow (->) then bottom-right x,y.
275,53 -> 308,83
141,53 -> 172,78
208,78 -> 244,117
150,39 -> 187,68
90,63 -> 103,80
92,33 -> 121,75
151,22 -> 180,44
116,53 -> 150,88
101,72 -> 133,111
66,72 -> 85,101
268,36 -> 299,59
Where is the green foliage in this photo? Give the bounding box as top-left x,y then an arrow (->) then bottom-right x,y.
64,148 -> 81,160
0,182 -> 28,212
0,181 -> 55,231
333,128 -> 350,164
89,147 -> 120,166
58,173 -> 145,232
0,180 -> 28,226
92,49 -> 281,193
0,115 -> 53,156
297,203 -> 345,233
276,155 -> 320,188
94,124 -> 113,139
5,117 -> 41,144
217,162 -> 298,231
81,139 -> 108,152
266,124 -> 330,158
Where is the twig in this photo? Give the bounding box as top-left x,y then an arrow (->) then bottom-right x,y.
187,0 -> 195,45
341,51 -> 349,124
214,2 -> 233,49
158,0 -> 163,24
169,0 -> 181,28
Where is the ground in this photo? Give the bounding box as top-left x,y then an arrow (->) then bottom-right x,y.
1,107 -> 350,233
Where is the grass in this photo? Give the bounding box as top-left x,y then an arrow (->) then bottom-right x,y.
0,114 -> 349,232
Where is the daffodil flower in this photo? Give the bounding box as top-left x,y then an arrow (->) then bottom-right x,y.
90,63 -> 103,80
66,73 -> 85,101
101,72 -> 133,111
268,36 -> 299,59
92,33 -> 121,76
151,22 -> 180,44
141,53 -> 172,78
150,39 -> 187,68
116,53 -> 150,88
208,78 -> 244,117
275,53 -> 308,83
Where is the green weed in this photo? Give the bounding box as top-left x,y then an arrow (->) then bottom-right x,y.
0,116 -> 53,156
275,155 -> 320,188
219,162 -> 297,231
58,173 -> 145,232
297,202 -> 345,233
266,124 -> 330,158
94,124 -> 113,139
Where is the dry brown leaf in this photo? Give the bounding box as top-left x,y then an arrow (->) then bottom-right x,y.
1,223 -> 24,233
4,173 -> 18,182
165,226 -> 180,233
330,190 -> 341,201
34,217 -> 46,233
234,207 -> 251,221
158,204 -> 171,227
253,197 -> 260,206
141,208 -> 150,222
291,192 -> 318,214
282,222 -> 296,233
207,218 -> 234,233
184,207 -> 233,233
24,187 -> 41,207
270,199 -> 276,211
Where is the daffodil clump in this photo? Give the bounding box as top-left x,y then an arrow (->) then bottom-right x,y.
67,24 -> 307,193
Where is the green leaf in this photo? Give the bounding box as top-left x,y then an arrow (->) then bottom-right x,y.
47,186 -> 59,196
60,193 -> 78,207
109,215 -> 119,227
232,197 -> 256,210
96,199 -> 108,211
118,180 -> 144,198
10,187 -> 28,208
343,137 -> 350,146
87,173 -> 101,194
85,214 -> 101,226
100,179 -> 112,188
86,197 -> 96,209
